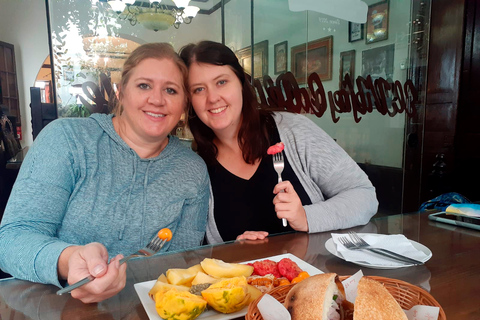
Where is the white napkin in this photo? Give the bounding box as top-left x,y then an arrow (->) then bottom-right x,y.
331,233 -> 429,267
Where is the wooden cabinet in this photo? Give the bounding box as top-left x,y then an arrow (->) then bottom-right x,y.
0,41 -> 20,121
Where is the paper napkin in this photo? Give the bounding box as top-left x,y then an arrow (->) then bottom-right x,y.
331,233 -> 430,267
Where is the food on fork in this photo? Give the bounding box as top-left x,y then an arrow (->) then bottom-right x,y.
267,142 -> 285,155
158,228 -> 173,241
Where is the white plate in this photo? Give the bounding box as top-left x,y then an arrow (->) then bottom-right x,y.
325,234 -> 432,269
134,253 -> 323,320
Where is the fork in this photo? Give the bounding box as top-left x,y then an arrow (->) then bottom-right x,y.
56,233 -> 168,295
273,152 -> 288,227
338,236 -> 422,265
348,232 -> 424,265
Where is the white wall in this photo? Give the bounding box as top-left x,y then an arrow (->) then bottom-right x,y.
0,0 -> 50,147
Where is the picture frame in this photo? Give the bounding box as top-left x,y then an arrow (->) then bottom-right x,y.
236,40 -> 269,80
339,50 -> 356,89
348,22 -> 364,42
362,44 -> 395,82
274,41 -> 288,75
291,36 -> 333,84
63,66 -> 74,82
366,0 -> 389,44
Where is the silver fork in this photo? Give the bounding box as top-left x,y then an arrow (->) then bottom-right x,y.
57,233 -> 168,295
348,232 -> 424,265
273,151 -> 287,227
338,236 -> 422,265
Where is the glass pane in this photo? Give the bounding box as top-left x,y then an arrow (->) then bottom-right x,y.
0,72 -> 6,98
47,0 -> 220,118
7,73 -> 17,98
224,0 -> 251,74
0,48 -> 5,70
252,0 -> 430,215
4,47 -> 14,73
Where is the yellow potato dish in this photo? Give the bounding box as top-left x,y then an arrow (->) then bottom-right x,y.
155,289 -> 207,320
201,277 -> 251,313
149,258 -> 255,319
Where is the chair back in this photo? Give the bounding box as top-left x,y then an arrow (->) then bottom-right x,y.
30,87 -> 57,140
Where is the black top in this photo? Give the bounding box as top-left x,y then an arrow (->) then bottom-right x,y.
208,117 -> 312,241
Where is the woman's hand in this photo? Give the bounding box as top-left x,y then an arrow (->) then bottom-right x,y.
273,181 -> 309,232
60,243 -> 127,303
236,231 -> 269,241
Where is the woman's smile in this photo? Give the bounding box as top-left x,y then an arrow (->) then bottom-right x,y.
209,106 -> 228,114
189,62 -> 243,134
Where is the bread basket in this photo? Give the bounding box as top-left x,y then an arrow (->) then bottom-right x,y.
246,275 -> 446,320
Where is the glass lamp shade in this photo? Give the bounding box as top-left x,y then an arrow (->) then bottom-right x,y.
172,0 -> 190,9
108,0 -> 126,12
183,6 -> 199,18
136,12 -> 175,31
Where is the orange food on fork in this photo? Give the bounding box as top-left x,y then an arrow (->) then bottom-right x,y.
158,228 -> 173,241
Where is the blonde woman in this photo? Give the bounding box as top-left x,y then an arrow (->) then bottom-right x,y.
0,43 -> 209,303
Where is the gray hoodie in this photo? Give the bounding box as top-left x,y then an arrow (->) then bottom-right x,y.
0,113 -> 209,287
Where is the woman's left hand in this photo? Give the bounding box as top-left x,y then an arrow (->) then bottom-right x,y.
273,181 -> 308,232
236,231 -> 269,241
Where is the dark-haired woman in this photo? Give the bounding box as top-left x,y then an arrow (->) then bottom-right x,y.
180,41 -> 378,244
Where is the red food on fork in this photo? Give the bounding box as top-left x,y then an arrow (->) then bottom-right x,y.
267,142 -> 285,155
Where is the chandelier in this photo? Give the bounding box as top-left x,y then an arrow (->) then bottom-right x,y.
108,0 -> 200,31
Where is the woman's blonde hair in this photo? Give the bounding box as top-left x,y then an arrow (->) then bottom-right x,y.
113,42 -> 189,114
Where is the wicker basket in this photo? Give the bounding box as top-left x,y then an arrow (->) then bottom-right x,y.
246,275 -> 446,320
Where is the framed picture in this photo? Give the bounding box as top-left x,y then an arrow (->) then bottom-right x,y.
366,0 -> 389,44
362,44 -> 395,81
236,40 -> 269,80
274,41 -> 288,75
63,66 -> 74,82
349,22 -> 364,42
291,36 -> 333,84
339,50 -> 356,89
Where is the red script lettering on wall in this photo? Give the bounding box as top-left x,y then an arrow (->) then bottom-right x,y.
252,72 -> 418,123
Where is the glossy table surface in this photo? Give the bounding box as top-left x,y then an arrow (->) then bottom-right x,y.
0,212 -> 479,319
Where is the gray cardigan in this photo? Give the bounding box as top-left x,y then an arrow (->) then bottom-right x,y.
206,112 -> 378,243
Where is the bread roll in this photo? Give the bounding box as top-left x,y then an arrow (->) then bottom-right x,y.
284,273 -> 347,319
354,277 -> 408,320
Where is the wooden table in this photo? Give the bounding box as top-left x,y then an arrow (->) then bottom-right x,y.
0,212 -> 478,319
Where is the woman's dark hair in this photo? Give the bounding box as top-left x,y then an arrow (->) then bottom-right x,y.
179,41 -> 272,165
